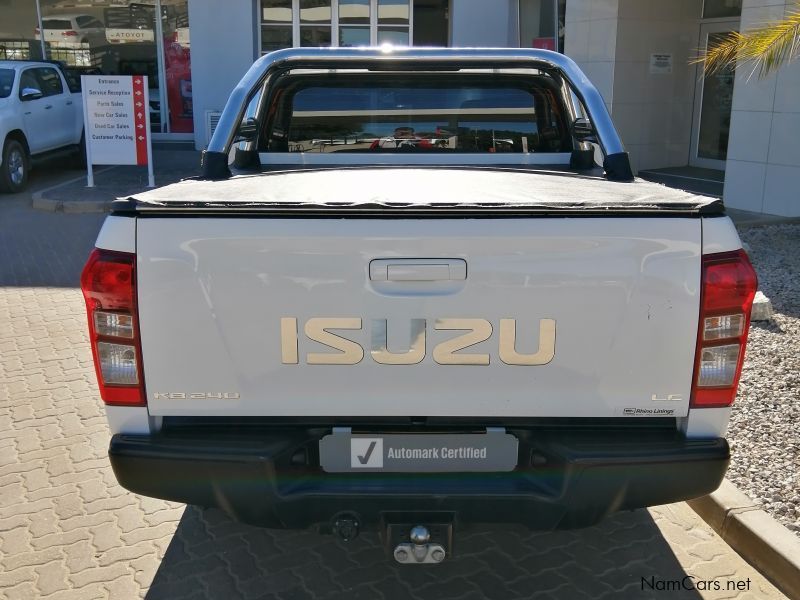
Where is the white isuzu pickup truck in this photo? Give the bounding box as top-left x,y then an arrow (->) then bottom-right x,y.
81,48 -> 757,563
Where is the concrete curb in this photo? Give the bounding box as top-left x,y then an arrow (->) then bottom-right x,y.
31,167 -> 117,213
727,209 -> 800,228
734,217 -> 800,228
688,479 -> 800,599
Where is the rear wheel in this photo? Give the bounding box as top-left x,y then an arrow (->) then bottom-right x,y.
0,138 -> 29,193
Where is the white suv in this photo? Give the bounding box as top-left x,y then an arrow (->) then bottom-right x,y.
0,61 -> 84,193
35,14 -> 105,45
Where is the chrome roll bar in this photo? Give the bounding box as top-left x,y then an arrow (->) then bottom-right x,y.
203,47 -> 631,180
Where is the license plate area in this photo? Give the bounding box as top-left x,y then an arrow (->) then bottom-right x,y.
319,430 -> 518,473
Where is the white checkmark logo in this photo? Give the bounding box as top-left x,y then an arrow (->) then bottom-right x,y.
351,438 -> 383,468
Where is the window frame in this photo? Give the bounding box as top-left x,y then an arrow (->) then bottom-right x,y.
0,69 -> 14,99
18,69 -> 41,99
34,67 -> 64,97
260,0 -> 413,53
701,0 -> 743,19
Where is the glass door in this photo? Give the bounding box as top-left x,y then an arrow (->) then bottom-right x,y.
39,0 -> 192,136
690,21 -> 738,169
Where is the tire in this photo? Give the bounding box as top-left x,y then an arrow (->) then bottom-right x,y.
0,138 -> 29,194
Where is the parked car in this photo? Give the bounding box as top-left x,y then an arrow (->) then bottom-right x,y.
82,48 -> 757,563
0,60 -> 84,193
35,14 -> 105,45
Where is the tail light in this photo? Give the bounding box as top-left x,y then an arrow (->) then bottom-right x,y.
80,249 -> 146,406
64,30 -> 78,37
691,250 -> 758,408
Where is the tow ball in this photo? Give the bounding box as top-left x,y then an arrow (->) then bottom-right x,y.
393,525 -> 448,564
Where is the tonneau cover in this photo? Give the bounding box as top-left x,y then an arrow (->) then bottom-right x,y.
117,168 -> 723,215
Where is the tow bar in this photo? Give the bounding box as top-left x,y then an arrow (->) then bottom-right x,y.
384,517 -> 453,564
394,526 -> 446,564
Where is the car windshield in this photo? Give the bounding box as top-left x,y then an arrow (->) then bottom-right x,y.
259,72 -> 572,155
0,69 -> 14,98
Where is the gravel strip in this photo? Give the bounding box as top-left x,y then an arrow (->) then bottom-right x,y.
728,223 -> 800,537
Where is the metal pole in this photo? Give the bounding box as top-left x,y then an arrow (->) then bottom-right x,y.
35,0 -> 47,60
154,0 -> 170,133
81,75 -> 95,187
143,76 -> 155,187
553,0 -> 559,52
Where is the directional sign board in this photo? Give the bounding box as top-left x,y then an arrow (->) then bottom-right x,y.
81,74 -> 154,186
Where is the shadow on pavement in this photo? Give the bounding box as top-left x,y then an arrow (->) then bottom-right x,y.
0,149 -> 198,288
146,506 -> 702,600
0,194 -> 105,287
37,149 -> 201,208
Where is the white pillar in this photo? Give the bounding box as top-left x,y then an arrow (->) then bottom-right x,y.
450,0 -> 514,46
188,0 -> 257,150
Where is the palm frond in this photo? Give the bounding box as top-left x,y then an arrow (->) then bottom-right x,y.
693,8 -> 800,78
691,31 -> 745,74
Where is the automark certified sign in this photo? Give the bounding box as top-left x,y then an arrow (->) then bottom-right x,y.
81,74 -> 149,166
321,432 -> 518,472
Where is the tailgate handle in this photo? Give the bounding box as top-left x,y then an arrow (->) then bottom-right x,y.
370,259 -> 466,282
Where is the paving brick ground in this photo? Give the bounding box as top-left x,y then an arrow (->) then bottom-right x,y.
0,192 -> 788,600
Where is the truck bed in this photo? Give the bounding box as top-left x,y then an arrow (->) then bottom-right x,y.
116,168 -> 723,216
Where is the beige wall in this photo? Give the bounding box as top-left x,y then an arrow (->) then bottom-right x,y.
0,1 -> 39,37
566,0 -> 800,216
565,0 -> 703,173
612,0 -> 702,172
0,0 -> 42,59
724,0 -> 800,216
564,0 -> 618,112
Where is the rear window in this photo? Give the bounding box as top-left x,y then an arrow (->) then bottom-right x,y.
0,69 -> 14,98
43,19 -> 73,29
260,73 -> 572,155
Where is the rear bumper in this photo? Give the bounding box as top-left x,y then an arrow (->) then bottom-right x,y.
109,426 -> 729,530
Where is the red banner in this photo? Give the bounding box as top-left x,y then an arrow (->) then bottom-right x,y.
132,76 -> 148,166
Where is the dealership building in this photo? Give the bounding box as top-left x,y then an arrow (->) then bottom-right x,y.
2,0 -> 798,215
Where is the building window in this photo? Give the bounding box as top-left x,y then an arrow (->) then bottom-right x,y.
0,1 -> 45,61
262,0 -> 294,50
300,0 -> 333,46
339,0 -> 370,45
1,0 -> 193,135
260,0 -> 412,52
702,0 -> 742,19
378,0 -> 410,45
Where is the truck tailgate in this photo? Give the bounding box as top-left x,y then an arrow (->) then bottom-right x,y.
137,217 -> 700,418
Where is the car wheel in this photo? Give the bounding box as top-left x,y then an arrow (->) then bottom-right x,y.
0,138 -> 29,194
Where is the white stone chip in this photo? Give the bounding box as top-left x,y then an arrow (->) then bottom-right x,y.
751,290 -> 773,322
